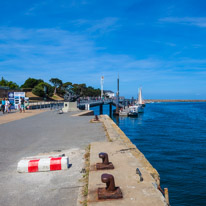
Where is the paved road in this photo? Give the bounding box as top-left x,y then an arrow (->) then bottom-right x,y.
0,110 -> 106,206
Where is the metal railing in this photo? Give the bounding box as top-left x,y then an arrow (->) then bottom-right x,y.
29,101 -> 64,110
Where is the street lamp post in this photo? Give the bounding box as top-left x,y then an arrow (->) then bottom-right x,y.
101,76 -> 104,99
116,75 -> 119,115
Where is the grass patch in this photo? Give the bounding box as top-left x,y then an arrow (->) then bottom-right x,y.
79,144 -> 90,206
52,95 -> 58,99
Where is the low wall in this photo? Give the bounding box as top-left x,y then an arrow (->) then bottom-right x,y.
72,110 -> 94,116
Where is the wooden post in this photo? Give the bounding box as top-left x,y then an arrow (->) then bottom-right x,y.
100,104 -> 103,114
109,103 -> 112,117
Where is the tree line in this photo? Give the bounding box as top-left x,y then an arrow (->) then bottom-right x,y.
0,77 -> 101,98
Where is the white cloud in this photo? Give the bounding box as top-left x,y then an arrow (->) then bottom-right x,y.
72,17 -> 120,34
159,17 -> 206,27
87,17 -> 120,33
25,2 -> 48,16
0,26 -> 205,97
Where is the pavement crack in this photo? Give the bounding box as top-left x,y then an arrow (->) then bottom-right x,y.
59,186 -> 84,190
116,148 -> 136,153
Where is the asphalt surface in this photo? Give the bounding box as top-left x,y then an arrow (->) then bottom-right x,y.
0,110 -> 106,206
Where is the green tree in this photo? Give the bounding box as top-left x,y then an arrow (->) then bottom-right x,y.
79,84 -> 87,96
85,87 -> 101,97
32,82 -> 54,98
49,78 -> 63,94
0,77 -> 8,86
72,83 -> 100,97
21,78 -> 44,88
61,82 -> 73,96
0,77 -> 19,89
7,81 -> 19,89
72,83 -> 87,96
62,82 -> 73,90
72,84 -> 81,95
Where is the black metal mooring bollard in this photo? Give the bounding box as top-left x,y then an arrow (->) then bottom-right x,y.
99,152 -> 109,164
96,152 -> 114,170
98,173 -> 123,199
101,173 -> 116,191
94,115 -> 99,121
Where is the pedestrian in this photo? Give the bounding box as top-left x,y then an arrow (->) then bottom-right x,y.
25,100 -> 29,110
8,101 -> 12,112
20,97 -> 25,113
1,98 -> 5,114
5,98 -> 10,113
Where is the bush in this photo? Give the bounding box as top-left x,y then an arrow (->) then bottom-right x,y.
32,82 -> 54,97
21,78 -> 44,88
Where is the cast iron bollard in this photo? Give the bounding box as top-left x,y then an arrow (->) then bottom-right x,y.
96,153 -> 114,170
94,115 -> 99,121
98,173 -> 123,199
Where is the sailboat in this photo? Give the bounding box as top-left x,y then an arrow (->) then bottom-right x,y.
128,88 -> 145,115
137,87 -> 145,113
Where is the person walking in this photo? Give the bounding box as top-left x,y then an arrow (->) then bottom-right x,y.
1,98 -> 5,114
20,97 -> 25,113
25,100 -> 29,110
5,98 -> 10,113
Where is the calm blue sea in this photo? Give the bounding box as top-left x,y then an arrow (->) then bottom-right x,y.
92,102 -> 206,206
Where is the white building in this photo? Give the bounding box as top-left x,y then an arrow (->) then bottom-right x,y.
104,90 -> 115,98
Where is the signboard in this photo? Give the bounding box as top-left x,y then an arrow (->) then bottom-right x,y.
14,92 -> 25,109
8,92 -> 15,109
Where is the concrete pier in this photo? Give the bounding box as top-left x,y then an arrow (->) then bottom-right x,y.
0,110 -> 167,206
87,115 -> 167,206
0,110 -> 106,206
88,142 -> 166,206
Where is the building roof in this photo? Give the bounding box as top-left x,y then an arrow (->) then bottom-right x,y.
103,90 -> 114,93
0,86 -> 10,90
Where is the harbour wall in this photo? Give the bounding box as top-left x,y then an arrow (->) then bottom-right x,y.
100,115 -> 160,185
86,114 -> 168,206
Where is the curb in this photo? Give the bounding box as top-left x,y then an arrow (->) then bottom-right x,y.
72,110 -> 94,116
17,156 -> 69,173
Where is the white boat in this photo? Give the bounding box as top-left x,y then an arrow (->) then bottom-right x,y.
128,88 -> 145,115
128,105 -> 138,117
119,108 -> 128,116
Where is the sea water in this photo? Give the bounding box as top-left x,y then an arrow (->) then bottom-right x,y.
92,102 -> 206,206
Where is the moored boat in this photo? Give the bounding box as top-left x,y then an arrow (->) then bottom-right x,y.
128,106 -> 138,117
119,109 -> 128,116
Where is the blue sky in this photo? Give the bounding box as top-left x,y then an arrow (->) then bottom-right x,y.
0,0 -> 206,99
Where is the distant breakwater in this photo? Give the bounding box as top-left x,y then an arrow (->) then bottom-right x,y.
145,99 -> 206,103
